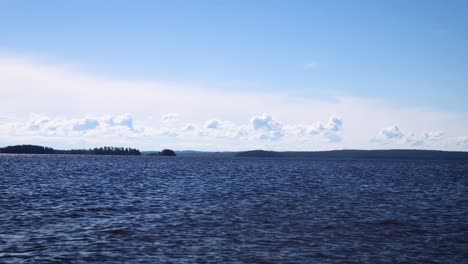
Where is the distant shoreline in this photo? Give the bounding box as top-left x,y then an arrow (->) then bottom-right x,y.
235,149 -> 468,160
0,145 -> 182,156
2,145 -> 468,160
0,145 -> 141,156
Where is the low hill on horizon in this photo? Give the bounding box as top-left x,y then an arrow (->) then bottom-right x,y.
236,149 -> 468,160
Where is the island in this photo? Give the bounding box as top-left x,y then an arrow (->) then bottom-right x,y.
160,149 -> 176,156
147,149 -> 177,156
0,145 -> 141,155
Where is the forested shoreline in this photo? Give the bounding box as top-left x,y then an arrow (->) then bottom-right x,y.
0,145 -> 141,155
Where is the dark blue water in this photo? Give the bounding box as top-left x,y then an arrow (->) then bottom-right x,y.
1,155 -> 467,263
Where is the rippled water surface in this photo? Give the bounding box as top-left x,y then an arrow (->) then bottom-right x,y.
1,155 -> 468,263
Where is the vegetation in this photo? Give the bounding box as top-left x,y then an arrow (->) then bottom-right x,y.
148,149 -> 177,156
0,145 -> 55,154
160,149 -> 176,156
0,145 -> 141,155
236,149 -> 468,160
58,146 -> 141,155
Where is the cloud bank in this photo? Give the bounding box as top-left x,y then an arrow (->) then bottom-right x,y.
372,125 -> 448,148
0,55 -> 467,150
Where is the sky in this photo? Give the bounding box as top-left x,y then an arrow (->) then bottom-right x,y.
1,0 -> 467,151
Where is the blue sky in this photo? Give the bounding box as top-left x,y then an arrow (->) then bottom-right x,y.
1,1 -> 467,150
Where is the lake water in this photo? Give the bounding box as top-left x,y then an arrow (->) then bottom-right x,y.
1,155 -> 467,263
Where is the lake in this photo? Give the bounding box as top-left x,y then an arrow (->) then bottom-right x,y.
1,155 -> 467,263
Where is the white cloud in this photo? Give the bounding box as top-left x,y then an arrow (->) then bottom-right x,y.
250,114 -> 284,141
372,126 -> 449,148
304,122 -> 324,135
451,137 -> 468,148
294,116 -> 343,143
106,113 -> 133,129
405,130 -> 445,147
182,123 -> 196,131
251,114 -> 282,131
424,131 -> 444,141
27,114 -> 52,131
0,55 -> 467,151
205,119 -> 222,129
2,112 -> 467,151
161,113 -> 179,123
405,132 -> 425,146
10,113 -> 137,138
376,125 -> 404,141
326,116 -> 343,132
72,118 -> 100,131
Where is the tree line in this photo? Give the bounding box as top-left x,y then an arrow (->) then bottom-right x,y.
0,145 -> 141,155
147,149 -> 177,156
0,145 -> 55,154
